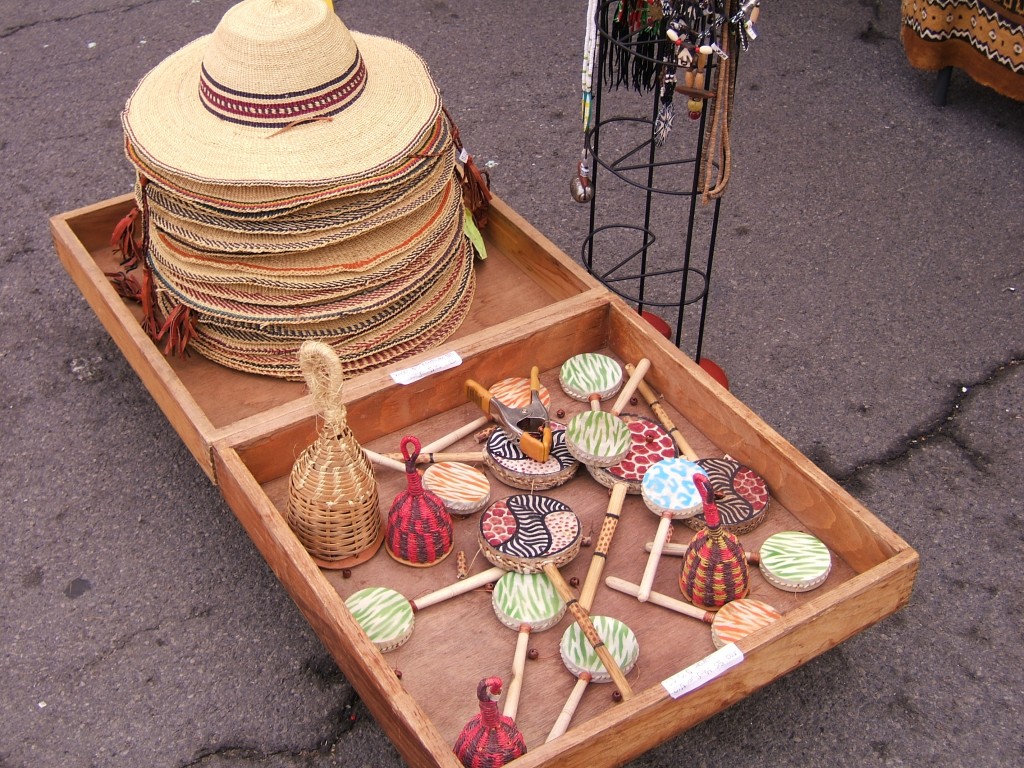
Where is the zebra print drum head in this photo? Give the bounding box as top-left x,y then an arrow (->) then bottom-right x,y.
477,494 -> 581,573
683,456 -> 771,534
485,421 -> 579,490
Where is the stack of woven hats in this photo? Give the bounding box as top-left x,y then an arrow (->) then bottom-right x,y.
118,0 -> 475,379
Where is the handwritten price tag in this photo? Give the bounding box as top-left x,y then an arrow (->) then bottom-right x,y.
390,351 -> 463,385
661,643 -> 744,699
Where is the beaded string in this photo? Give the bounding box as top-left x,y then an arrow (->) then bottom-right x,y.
573,0 -> 601,202
582,0 -> 600,133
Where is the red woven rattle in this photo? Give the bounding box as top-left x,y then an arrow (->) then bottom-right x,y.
678,473 -> 750,608
453,676 -> 527,768
385,436 -> 454,567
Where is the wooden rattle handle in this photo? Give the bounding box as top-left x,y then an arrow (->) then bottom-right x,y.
379,451 -> 486,465
502,627 -> 531,721
644,540 -> 689,557
626,363 -> 698,461
363,448 -> 406,472
542,563 -> 634,700
645,540 -> 758,562
409,566 -> 504,611
610,358 -> 650,416
579,482 -> 629,612
637,515 -> 673,602
421,416 -> 490,453
546,673 -> 591,742
605,576 -> 713,623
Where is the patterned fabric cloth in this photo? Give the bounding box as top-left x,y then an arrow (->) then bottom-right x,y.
901,0 -> 1024,101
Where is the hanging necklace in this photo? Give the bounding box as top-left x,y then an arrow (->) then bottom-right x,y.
571,0 -> 600,203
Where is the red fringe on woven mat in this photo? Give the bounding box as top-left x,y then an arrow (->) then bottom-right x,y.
443,106 -> 493,229
104,203 -> 157,331
155,303 -> 195,357
110,206 -> 142,270
105,269 -> 141,303
104,177 -> 193,358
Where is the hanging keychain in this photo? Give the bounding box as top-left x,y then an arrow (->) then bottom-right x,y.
571,0 -> 600,203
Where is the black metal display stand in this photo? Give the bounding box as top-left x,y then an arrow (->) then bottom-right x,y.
580,1 -> 739,364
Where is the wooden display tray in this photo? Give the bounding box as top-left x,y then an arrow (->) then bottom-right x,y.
50,193 -> 597,481
51,196 -> 918,768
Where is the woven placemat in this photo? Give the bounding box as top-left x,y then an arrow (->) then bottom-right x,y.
169,237 -> 474,378
143,148 -> 453,251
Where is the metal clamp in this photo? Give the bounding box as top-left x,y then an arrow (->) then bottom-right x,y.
465,366 -> 552,462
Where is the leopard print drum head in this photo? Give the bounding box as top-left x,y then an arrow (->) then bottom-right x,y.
586,414 -> 677,493
478,494 -> 581,573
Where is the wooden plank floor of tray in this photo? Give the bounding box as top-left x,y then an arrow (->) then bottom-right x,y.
258,357 -> 856,748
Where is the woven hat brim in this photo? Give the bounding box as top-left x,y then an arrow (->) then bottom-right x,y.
139,146 -> 452,238
124,114 -> 451,212
146,176 -> 462,280
123,31 -> 442,186
172,241 -> 475,379
149,221 -> 464,321
174,234 -> 470,336
148,204 -> 460,296
142,150 -> 454,252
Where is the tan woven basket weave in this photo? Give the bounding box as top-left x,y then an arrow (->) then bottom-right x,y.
286,341 -> 383,568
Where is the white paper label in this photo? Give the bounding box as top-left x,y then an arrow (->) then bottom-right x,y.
390,351 -> 463,385
661,643 -> 744,699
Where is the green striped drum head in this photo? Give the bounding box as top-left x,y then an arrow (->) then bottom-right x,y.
559,615 -> 639,682
345,586 -> 414,652
559,352 -> 623,402
758,531 -> 832,592
491,571 -> 566,632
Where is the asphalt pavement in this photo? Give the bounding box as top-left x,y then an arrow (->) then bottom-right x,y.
1,0 -> 1022,766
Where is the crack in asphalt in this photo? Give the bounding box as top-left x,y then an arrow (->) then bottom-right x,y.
0,1 -> 163,39
838,356 -> 1023,491
179,692 -> 363,767
76,605 -> 213,676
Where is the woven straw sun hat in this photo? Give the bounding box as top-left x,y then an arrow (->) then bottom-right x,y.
122,0 -> 443,186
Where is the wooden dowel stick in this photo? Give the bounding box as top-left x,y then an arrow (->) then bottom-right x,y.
643,540 -> 761,564
502,627 -> 531,721
644,540 -> 689,557
421,415 -> 490,454
546,673 -> 591,742
604,577 -> 713,623
542,563 -> 634,700
625,363 -> 698,460
610,358 -> 650,416
409,566 -> 504,611
578,482 -> 629,612
363,448 -> 406,472
637,515 -> 673,602
379,451 -> 486,465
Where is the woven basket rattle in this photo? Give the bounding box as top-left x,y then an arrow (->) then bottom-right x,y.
286,341 -> 383,569
453,676 -> 527,768
386,435 -> 454,567
679,473 -> 750,608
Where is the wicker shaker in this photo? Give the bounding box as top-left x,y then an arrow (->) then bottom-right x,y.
679,473 -> 750,608
286,341 -> 383,568
386,436 -> 454,567
453,676 -> 527,768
